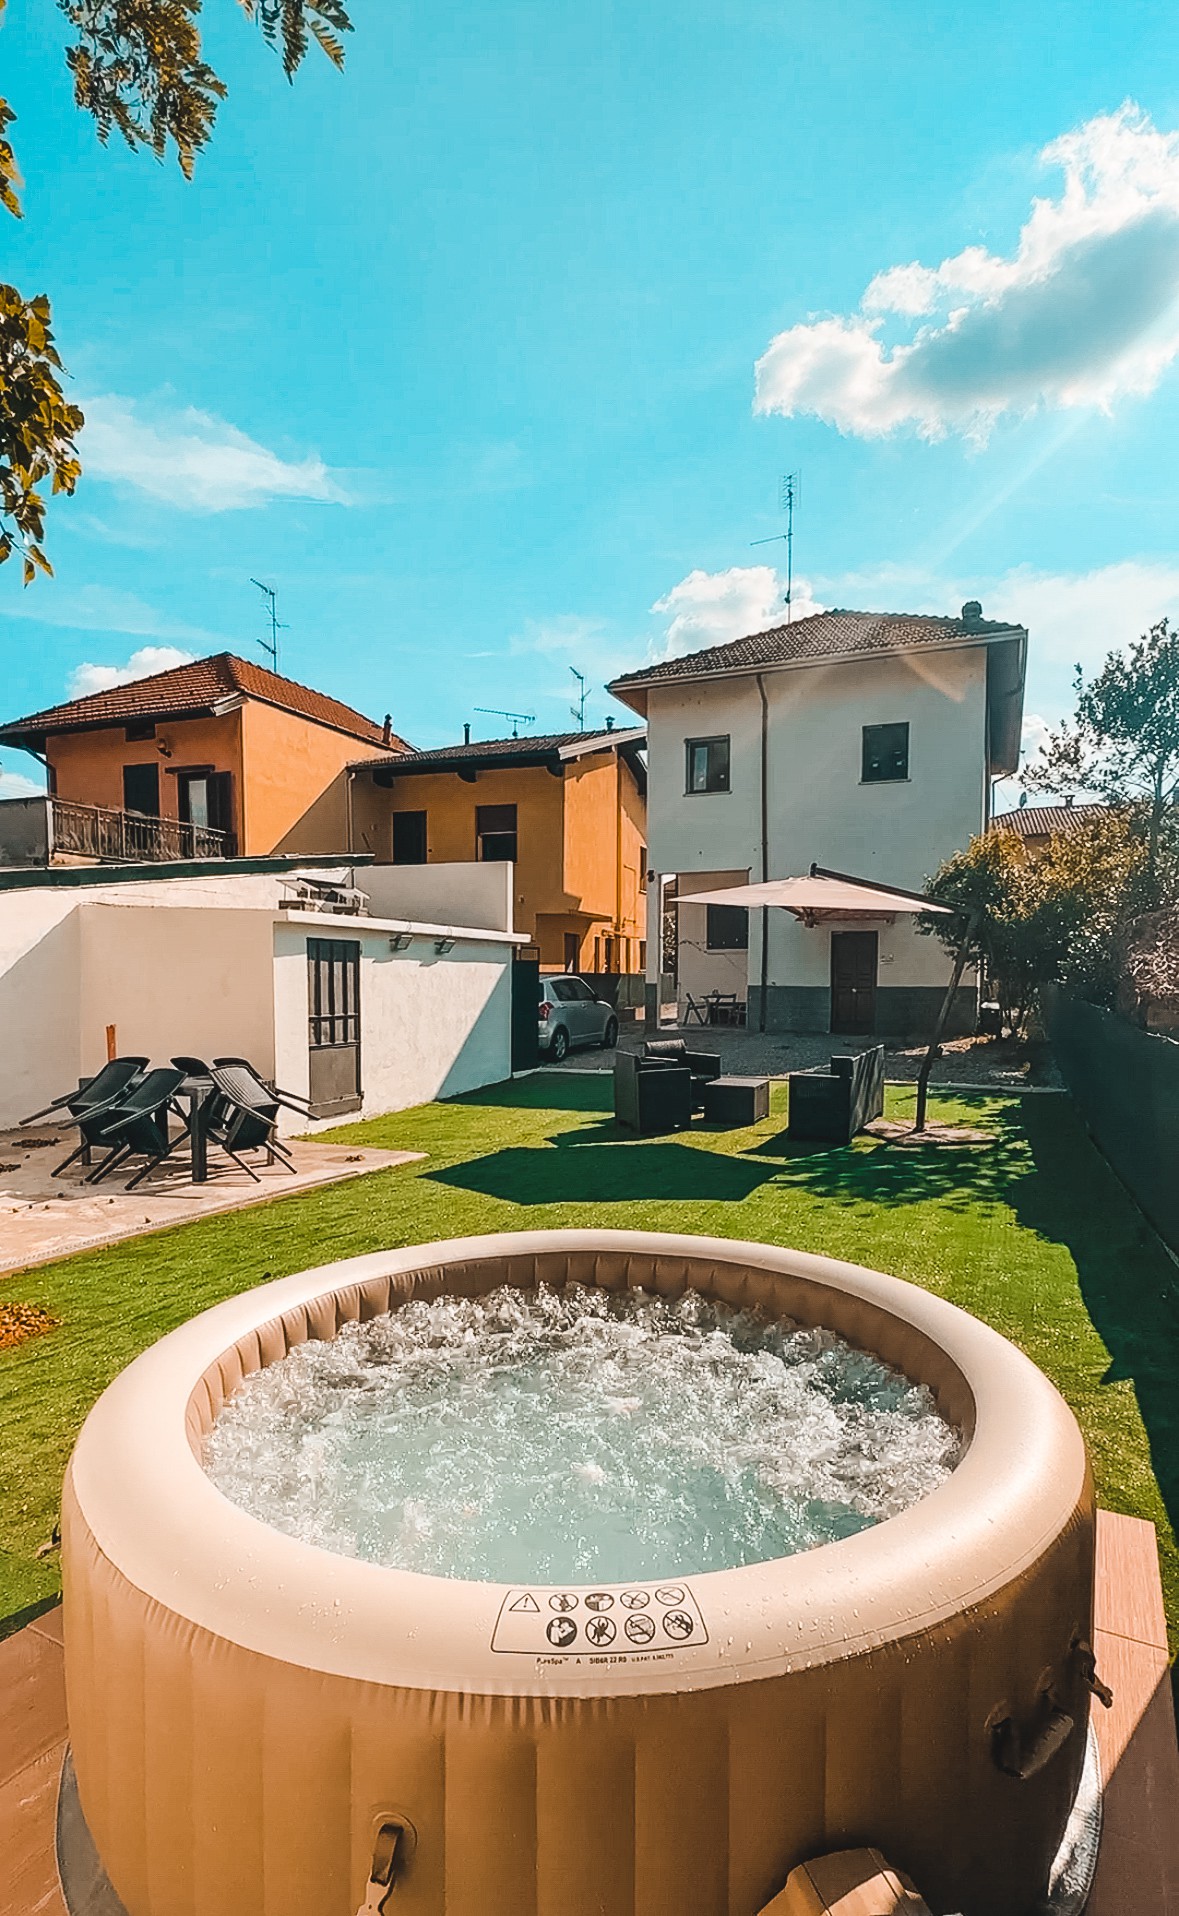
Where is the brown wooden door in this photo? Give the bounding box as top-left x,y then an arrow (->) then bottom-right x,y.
831,930 -> 878,1034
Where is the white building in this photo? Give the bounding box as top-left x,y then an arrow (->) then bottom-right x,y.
0,856 -> 523,1134
608,603 -> 1026,1037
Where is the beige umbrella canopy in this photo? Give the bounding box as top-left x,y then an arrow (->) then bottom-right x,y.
674,869 -> 955,922
673,865 -> 964,1132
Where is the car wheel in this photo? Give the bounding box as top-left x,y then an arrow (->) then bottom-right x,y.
549,1025 -> 569,1064
601,1016 -> 618,1049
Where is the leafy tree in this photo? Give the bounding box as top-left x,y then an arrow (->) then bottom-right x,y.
1026,619 -> 1179,881
922,810 -> 1158,1032
0,0 -> 351,577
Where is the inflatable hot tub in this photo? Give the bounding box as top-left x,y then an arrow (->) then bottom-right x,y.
62,1231 -> 1096,1916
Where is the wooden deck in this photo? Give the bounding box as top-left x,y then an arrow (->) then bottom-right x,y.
2,1511 -> 1177,1914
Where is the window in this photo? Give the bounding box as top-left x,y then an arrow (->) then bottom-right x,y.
176,769 -> 234,837
392,810 -> 427,864
124,719 -> 156,742
476,803 -> 518,861
307,939 -> 361,1048
706,904 -> 749,950
862,722 -> 909,783
122,763 -> 159,816
563,932 -> 581,972
685,736 -> 730,794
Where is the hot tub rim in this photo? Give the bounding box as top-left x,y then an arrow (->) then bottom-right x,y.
65,1229 -> 1091,1700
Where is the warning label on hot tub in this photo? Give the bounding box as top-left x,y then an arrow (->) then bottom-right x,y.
491,1583 -> 708,1655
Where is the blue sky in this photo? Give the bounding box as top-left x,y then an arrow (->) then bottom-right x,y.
3,0 -> 1179,796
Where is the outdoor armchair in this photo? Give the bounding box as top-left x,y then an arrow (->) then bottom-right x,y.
613,1051 -> 693,1134
642,1037 -> 722,1109
205,1066 -> 298,1183
171,1056 -> 212,1077
84,1068 -> 189,1189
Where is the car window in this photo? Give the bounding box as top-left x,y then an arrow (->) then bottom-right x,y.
549,980 -> 577,1002
568,980 -> 595,1001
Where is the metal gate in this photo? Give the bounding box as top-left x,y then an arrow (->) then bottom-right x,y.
511,955 -> 540,1072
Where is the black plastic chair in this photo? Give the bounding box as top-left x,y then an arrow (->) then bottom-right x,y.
171,1056 -> 211,1078
205,1066 -> 298,1182
23,1055 -> 148,1126
32,1059 -> 152,1177
85,1068 -> 189,1189
212,1058 -> 314,1119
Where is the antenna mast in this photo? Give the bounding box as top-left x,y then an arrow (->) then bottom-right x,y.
250,579 -> 286,669
474,706 -> 535,740
750,471 -> 800,621
569,667 -> 587,731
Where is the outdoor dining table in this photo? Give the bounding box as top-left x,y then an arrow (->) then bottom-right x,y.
176,1075 -> 217,1184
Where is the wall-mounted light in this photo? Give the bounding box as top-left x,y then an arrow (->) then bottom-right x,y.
434,935 -> 456,955
156,737 -> 173,760
389,932 -> 413,952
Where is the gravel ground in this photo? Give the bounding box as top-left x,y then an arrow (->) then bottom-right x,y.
548,1024 -> 1062,1091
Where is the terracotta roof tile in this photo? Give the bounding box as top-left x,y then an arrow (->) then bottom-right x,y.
608,606 -> 1025,697
360,727 -> 644,771
0,653 -> 405,749
991,802 -> 1106,839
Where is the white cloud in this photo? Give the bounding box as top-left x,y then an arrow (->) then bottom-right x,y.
68,645 -> 196,698
650,566 -> 825,659
979,558 -> 1179,669
755,104 -> 1179,440
0,760 -> 44,799
8,584 -> 224,649
81,396 -> 348,511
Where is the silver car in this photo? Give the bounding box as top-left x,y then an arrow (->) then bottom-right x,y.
538,977 -> 618,1062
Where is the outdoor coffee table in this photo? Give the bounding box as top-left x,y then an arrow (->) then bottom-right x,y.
702,1075 -> 770,1126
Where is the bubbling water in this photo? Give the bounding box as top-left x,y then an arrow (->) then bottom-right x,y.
203,1285 -> 961,1583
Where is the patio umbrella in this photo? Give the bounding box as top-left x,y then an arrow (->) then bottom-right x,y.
673,865 -> 966,1130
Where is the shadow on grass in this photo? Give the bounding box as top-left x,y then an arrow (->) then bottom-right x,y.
450,1074 -> 613,1115
426,1140 -> 779,1204
738,1111 -> 1028,1213
1017,1096 -> 1179,1543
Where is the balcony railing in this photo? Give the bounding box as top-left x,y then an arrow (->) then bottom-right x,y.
49,797 -> 235,864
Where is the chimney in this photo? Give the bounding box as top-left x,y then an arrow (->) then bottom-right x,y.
382,713 -> 392,747
464,722 -> 471,746
1065,794 -> 1074,809
961,600 -> 983,624
605,714 -> 615,732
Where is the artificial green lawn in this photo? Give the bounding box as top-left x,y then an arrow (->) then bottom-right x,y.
3,1078 -> 1178,1645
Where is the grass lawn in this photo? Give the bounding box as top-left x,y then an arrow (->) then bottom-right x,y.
3,1077 -> 1178,1644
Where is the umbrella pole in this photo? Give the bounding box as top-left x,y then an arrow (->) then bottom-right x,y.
914,910 -> 979,1133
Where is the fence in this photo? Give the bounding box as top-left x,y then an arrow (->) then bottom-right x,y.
50,798 -> 233,863
1043,986 -> 1179,1256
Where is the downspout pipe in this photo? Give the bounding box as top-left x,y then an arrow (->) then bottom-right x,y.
757,673 -> 769,1034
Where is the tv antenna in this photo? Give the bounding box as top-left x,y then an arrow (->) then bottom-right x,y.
474,706 -> 535,739
569,667 -> 587,731
250,579 -> 287,669
750,472 -> 800,621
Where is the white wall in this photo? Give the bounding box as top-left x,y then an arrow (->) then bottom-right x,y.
273,921 -> 512,1131
0,890 -> 83,1126
360,862 -> 513,934
645,647 -> 988,995
77,904 -> 277,1083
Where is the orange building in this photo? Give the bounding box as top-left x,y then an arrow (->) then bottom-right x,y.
0,654 -> 406,859
349,727 -> 648,970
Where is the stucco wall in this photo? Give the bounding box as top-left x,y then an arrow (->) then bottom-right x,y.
361,862 -> 513,933
76,904 -> 278,1083
239,701 -> 385,856
645,648 -> 987,1016
48,712 -> 245,826
0,889 -> 84,1127
272,922 -> 512,1130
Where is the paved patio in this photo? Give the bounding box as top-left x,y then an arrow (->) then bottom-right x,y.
0,1123 -> 422,1279
2,1512 -> 1174,1914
